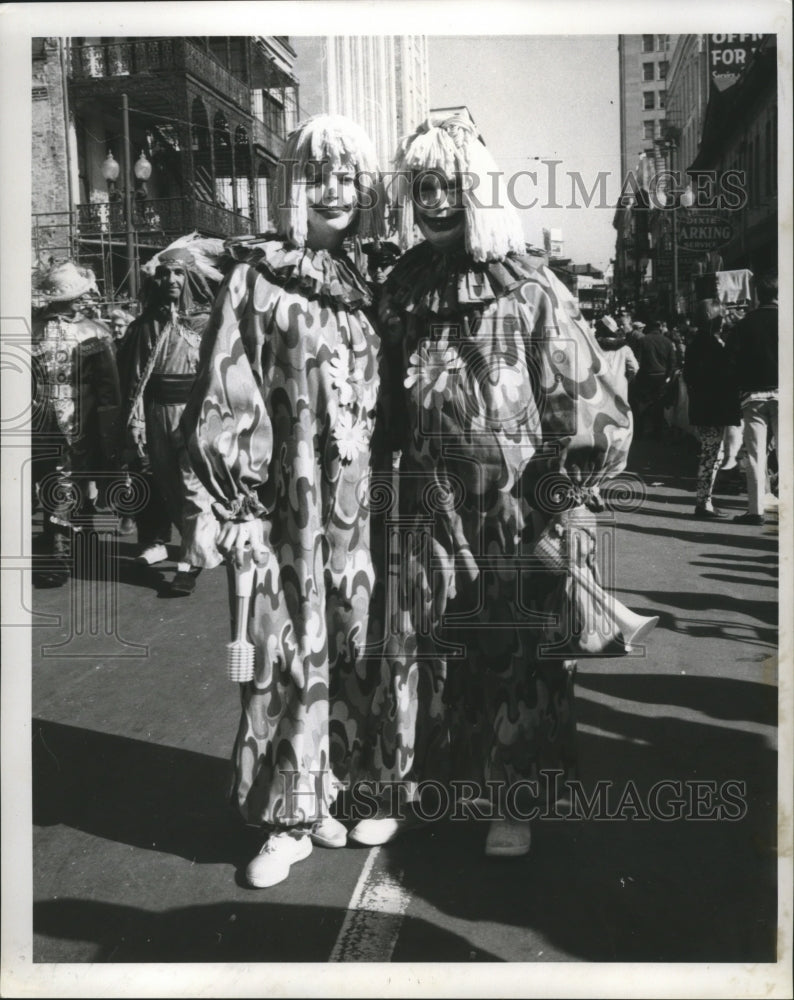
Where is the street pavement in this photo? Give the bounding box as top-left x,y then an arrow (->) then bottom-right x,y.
26,433 -> 781,967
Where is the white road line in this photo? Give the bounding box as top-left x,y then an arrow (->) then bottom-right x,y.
329,847 -> 412,962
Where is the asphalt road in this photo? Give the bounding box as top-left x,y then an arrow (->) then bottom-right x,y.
25,434 -> 780,968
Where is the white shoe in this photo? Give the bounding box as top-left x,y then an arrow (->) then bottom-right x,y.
245,829 -> 313,889
136,543 -> 168,565
310,816 -> 347,849
348,814 -> 420,846
485,818 -> 532,858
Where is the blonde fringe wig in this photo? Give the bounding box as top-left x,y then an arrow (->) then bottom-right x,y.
393,116 -> 526,263
275,114 -> 384,248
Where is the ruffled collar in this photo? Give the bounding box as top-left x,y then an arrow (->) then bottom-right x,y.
384,241 -> 543,317
224,235 -> 372,310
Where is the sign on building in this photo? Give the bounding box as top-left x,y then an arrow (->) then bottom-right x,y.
676,213 -> 734,252
708,34 -> 765,77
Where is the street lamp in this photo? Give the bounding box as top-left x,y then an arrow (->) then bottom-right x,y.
133,151 -> 152,201
671,183 -> 695,317
102,151 -> 121,201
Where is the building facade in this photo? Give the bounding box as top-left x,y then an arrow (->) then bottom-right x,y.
32,36 -> 298,299
617,33 -> 678,185
293,36 -> 429,172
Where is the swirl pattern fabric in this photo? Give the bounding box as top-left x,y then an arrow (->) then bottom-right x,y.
373,246 -> 632,793
182,240 -> 386,825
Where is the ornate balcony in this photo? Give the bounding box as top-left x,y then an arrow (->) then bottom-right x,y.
68,38 -> 249,108
74,196 -> 252,243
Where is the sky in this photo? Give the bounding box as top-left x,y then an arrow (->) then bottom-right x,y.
429,35 -> 622,272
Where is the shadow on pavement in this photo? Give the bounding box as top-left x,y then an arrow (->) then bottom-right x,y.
33,719 -> 239,867
377,670 -> 777,962
32,896 -> 501,962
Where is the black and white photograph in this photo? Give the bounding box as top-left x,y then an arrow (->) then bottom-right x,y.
1,1 -> 792,996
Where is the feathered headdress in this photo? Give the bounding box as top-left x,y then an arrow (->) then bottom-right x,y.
139,233 -> 224,315
32,259 -> 98,308
141,232 -> 225,283
275,114 -> 385,248
392,116 -> 526,263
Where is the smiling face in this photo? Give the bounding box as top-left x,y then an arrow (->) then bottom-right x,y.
305,160 -> 358,251
412,170 -> 466,251
155,265 -> 186,303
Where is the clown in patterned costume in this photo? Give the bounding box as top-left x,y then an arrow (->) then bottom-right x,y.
359,114 -> 641,857
182,115 -> 389,888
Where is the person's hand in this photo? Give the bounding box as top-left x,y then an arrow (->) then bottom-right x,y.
217,518 -> 269,569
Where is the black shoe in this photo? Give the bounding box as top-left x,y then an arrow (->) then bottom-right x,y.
694,506 -> 729,520
732,513 -> 764,526
170,567 -> 201,595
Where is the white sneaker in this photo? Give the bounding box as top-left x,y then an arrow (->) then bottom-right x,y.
245,830 -> 313,888
310,816 -> 347,849
136,543 -> 168,565
348,814 -> 421,846
485,818 -> 532,858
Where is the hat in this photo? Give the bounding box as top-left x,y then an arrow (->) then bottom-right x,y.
33,260 -> 98,304
363,241 -> 401,266
157,248 -> 196,268
599,315 -> 619,335
632,321 -> 646,330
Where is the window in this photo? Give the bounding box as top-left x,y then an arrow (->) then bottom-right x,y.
643,91 -> 655,110
659,35 -> 670,51
658,60 -> 669,80
642,61 -> 654,81
643,120 -> 656,140
658,90 -> 666,110
642,35 -> 654,53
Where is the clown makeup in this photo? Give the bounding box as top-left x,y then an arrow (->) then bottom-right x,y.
155,265 -> 186,302
412,169 -> 466,251
305,159 -> 358,251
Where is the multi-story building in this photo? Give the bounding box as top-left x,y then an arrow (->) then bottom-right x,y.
663,35 -> 710,182
32,36 -> 298,299
689,34 -> 777,275
617,33 -> 678,185
293,36 -> 429,172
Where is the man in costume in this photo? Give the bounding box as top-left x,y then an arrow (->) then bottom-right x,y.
359,114 -> 646,857
123,237 -> 223,594
31,260 -> 122,587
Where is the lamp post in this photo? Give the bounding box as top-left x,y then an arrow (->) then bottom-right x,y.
671,184 -> 695,317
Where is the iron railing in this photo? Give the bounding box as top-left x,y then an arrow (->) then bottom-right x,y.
67,38 -> 249,108
73,196 -> 252,240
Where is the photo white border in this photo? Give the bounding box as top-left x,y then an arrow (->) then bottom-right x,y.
2,1 -> 792,996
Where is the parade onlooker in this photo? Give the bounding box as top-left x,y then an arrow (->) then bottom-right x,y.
31,261 -> 122,586
731,272 -> 778,526
124,238 -> 224,593
108,308 -> 135,351
632,318 -> 676,437
363,239 -> 401,294
182,115 -> 387,888
683,300 -> 741,520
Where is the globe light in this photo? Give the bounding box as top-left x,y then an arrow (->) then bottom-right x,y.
134,152 -> 152,181
102,151 -> 120,183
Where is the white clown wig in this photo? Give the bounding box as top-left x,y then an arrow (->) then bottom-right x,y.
393,116 -> 526,263
275,114 -> 384,248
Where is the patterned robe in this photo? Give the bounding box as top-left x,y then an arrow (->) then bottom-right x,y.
376,243 -> 633,798
183,239 -> 387,826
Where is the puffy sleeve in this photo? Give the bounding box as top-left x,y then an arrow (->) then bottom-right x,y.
181,262 -> 277,523
516,266 -> 633,496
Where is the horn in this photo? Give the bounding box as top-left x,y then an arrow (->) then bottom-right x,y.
533,513 -> 659,655
567,562 -> 659,654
